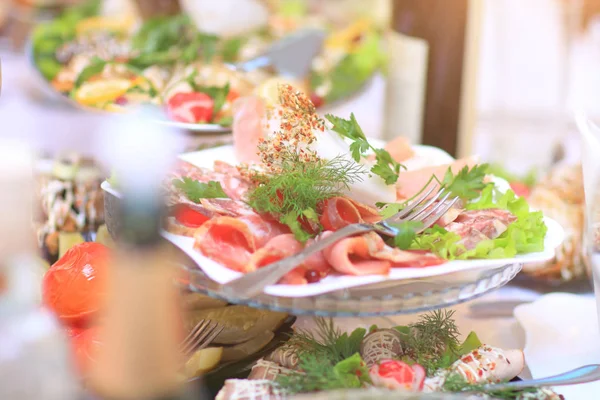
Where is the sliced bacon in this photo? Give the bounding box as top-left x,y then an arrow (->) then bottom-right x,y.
445,209 -> 517,250
323,232 -> 391,276
395,157 -> 477,201
211,161 -> 252,201
319,197 -> 381,231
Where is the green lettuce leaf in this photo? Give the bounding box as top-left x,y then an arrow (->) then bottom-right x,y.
411,185 -> 547,259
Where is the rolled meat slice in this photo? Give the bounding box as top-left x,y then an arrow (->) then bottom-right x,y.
320,197 -> 382,231
194,215 -> 288,272
323,232 -> 391,276
371,247 -> 446,268
384,136 -> 415,163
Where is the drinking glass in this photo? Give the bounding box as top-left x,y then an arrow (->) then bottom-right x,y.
577,113 -> 600,325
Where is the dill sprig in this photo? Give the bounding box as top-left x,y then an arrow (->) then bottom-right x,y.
284,317 -> 365,364
443,373 -> 539,399
247,152 -> 365,240
402,309 -> 461,374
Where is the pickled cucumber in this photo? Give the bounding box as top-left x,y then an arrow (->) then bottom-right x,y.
58,232 -> 85,259
221,331 -> 275,362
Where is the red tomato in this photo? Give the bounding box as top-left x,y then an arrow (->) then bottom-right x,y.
509,182 -> 530,198
70,326 -> 103,376
167,92 -> 214,124
370,360 -> 426,391
309,93 -> 324,108
65,326 -> 85,338
173,204 -> 210,228
42,242 -> 110,325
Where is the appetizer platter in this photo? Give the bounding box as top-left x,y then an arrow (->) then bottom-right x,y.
215,311 -> 563,399
28,0 -> 385,131
102,85 -> 564,315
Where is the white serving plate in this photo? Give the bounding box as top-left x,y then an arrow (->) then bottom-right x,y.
102,143 -> 564,299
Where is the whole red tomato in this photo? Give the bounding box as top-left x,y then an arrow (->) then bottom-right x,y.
42,242 -> 110,325
167,92 -> 214,124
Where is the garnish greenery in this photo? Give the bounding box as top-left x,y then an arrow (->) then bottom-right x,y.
325,113 -> 404,185
411,186 -> 547,259
172,177 -> 229,202
396,309 -> 462,374
443,164 -> 489,200
74,57 -> 107,88
277,318 -> 370,393
377,163 -> 489,220
247,153 -> 365,241
442,373 -> 538,399
388,220 -> 424,250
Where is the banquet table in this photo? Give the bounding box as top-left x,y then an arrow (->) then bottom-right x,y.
2,50 -> 599,399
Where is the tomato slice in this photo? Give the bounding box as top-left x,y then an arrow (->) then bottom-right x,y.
509,182 -> 530,198
167,92 -> 214,124
173,204 -> 211,228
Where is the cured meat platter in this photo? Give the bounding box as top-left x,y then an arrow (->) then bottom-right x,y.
102,143 -> 564,315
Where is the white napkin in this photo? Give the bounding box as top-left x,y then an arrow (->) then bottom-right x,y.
515,293 -> 600,400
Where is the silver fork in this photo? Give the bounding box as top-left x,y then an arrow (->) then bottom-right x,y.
180,319 -> 224,357
223,184 -> 459,299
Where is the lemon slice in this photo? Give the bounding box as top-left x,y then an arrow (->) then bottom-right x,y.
183,347 -> 223,378
76,16 -> 135,36
255,77 -> 307,106
75,79 -> 135,107
326,18 -> 372,50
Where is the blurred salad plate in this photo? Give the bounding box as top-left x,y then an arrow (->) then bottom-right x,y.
27,0 -> 385,132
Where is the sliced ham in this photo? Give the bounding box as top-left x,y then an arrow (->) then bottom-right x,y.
194,214 -> 288,272
371,247 -> 446,268
248,234 -> 332,283
319,197 -> 381,231
445,209 -> 517,250
323,232 -> 391,276
232,96 -> 265,164
395,157 -> 477,201
385,136 -> 415,163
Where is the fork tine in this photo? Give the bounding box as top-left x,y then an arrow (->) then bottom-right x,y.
416,197 -> 460,233
180,319 -> 210,354
409,191 -> 453,222
197,325 -> 224,351
390,183 -> 439,220
400,188 -> 448,222
180,319 -> 206,347
182,322 -> 221,355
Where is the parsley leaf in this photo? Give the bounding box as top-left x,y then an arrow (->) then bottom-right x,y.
172,178 -> 229,202
442,164 -> 489,200
389,220 -> 424,249
74,57 -> 107,88
325,113 -> 404,184
221,37 -> 245,63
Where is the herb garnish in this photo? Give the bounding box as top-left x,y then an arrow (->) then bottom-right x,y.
172,177 -> 229,202
325,113 -> 404,185
276,318 -> 370,394
389,220 -> 424,250
399,309 -> 462,374
74,57 -> 107,88
247,152 -> 365,241
443,164 -> 489,201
